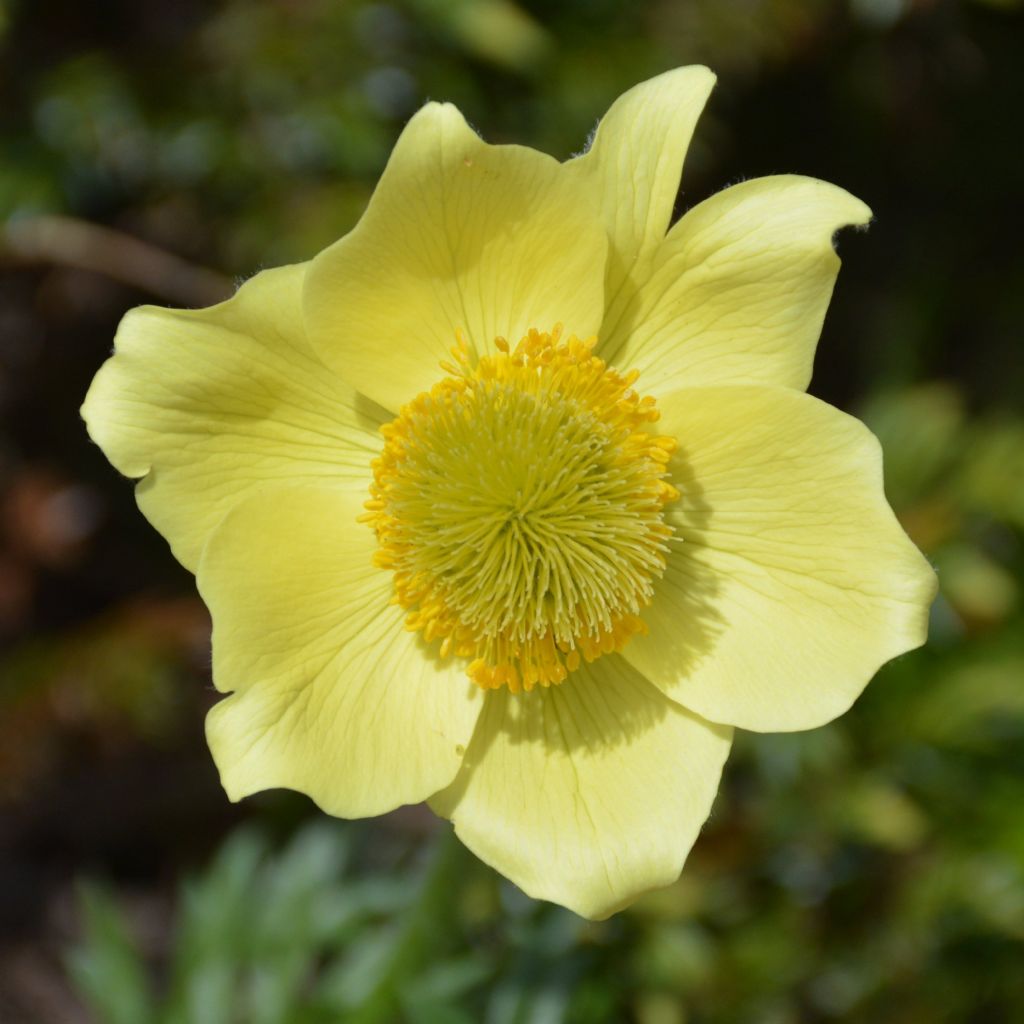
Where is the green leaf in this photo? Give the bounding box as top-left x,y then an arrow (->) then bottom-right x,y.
66,882 -> 155,1024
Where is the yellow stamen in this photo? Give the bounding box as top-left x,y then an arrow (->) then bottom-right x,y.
364,328 -> 678,693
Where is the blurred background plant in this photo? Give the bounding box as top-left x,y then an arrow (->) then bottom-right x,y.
1,0 -> 1022,1021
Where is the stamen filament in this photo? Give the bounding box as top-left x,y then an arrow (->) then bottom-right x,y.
364,328 -> 679,692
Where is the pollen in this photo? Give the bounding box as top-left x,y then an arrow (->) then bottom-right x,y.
361,327 -> 679,694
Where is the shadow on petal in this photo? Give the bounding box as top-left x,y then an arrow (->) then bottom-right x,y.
621,443 -> 727,694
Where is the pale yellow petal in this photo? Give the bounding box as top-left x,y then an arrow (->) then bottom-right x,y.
431,655 -> 731,920
600,176 -> 872,391
564,66 -> 715,313
623,386 -> 937,732
81,264 -> 387,572
199,486 -> 482,817
304,103 -> 607,413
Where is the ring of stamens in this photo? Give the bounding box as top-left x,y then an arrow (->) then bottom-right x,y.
361,327 -> 679,694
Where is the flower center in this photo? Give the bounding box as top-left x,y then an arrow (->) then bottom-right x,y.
362,327 -> 678,693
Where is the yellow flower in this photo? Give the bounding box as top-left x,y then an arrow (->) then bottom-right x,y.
82,67 -> 937,919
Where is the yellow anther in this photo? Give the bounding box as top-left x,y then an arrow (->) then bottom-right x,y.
363,328 -> 679,693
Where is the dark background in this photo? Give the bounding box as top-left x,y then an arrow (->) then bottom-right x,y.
1,1 -> 1023,1021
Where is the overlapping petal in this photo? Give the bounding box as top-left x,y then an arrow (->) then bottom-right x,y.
81,264 -> 386,571
431,654 -> 731,920
304,103 -> 608,414
563,66 -> 715,311
599,176 -> 871,391
200,486 -> 483,818
622,385 -> 937,732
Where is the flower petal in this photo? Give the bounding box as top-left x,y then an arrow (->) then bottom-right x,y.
304,102 -> 608,414
81,264 -> 387,572
199,486 -> 482,817
564,66 -> 715,315
600,176 -> 872,391
623,385 -> 937,732
430,655 -> 731,919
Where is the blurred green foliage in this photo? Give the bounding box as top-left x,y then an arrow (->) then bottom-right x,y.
2,0 -> 1023,1021
70,824 -> 487,1024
